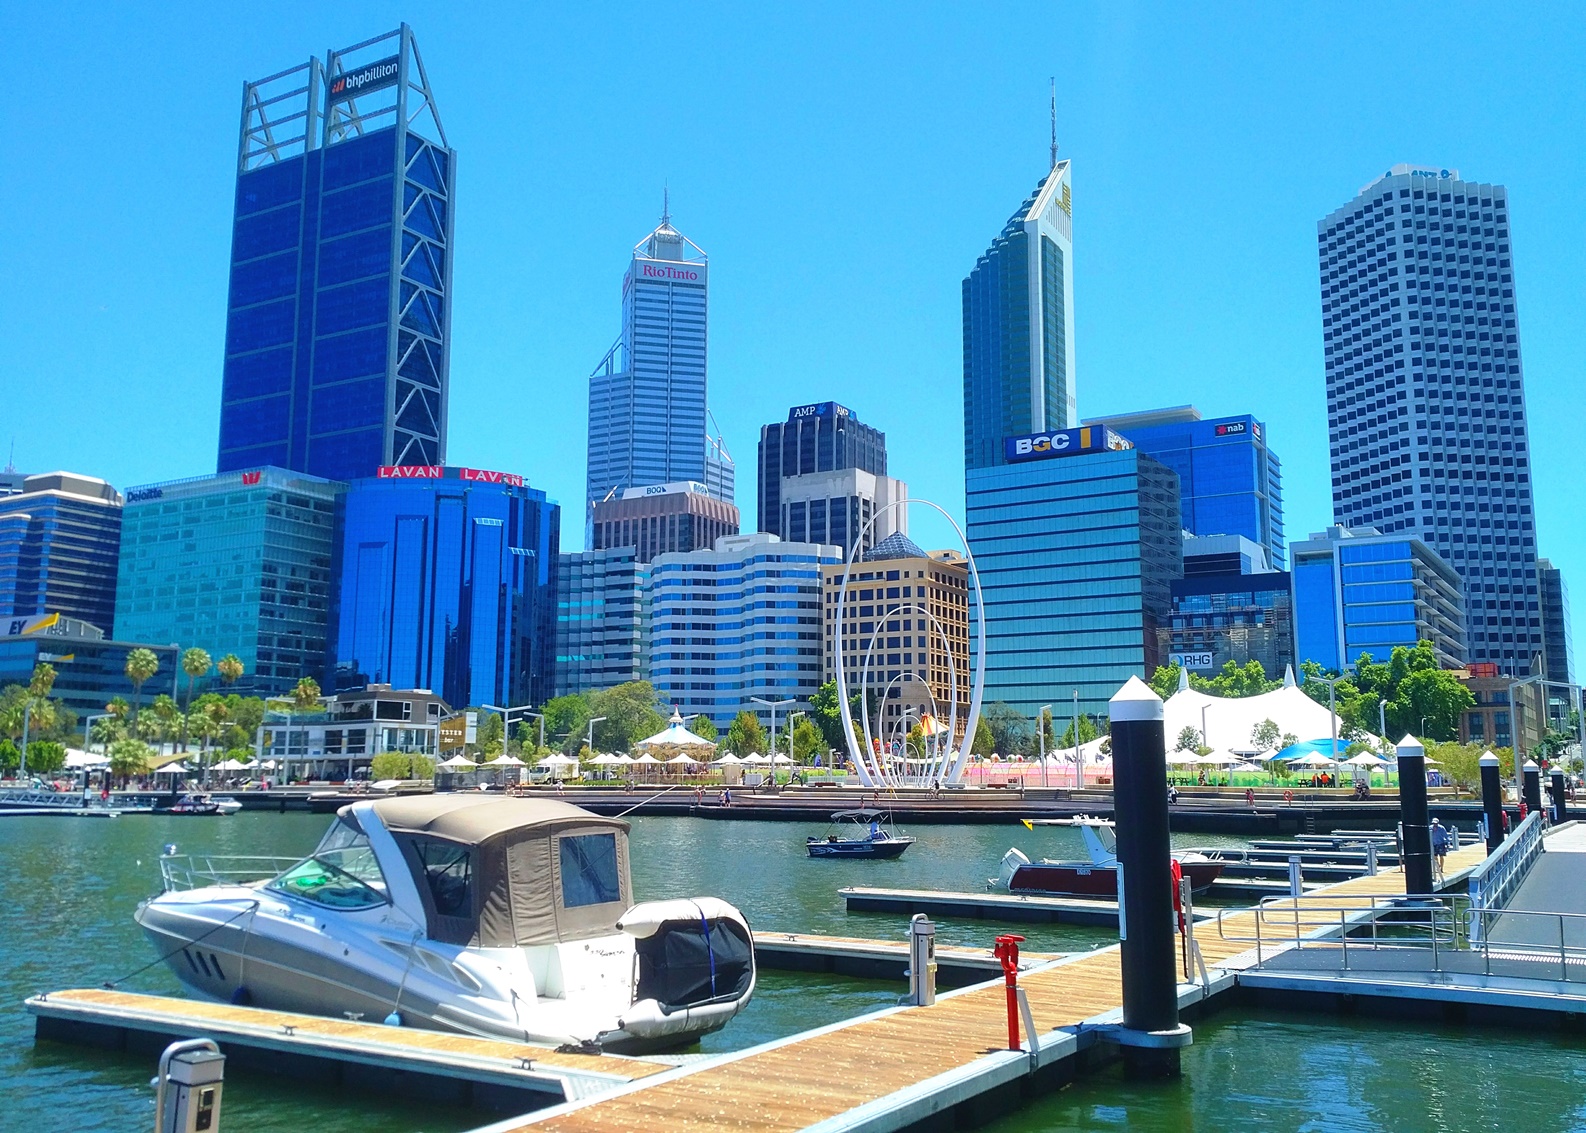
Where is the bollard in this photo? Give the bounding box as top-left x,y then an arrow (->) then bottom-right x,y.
1109,676 -> 1188,1077
1550,769 -> 1568,825
1396,735 -> 1434,895
993,934 -> 1024,1050
1480,751 -> 1505,854
1523,760 -> 1543,818
1288,854 -> 1303,897
1365,841 -> 1378,877
908,914 -> 937,1007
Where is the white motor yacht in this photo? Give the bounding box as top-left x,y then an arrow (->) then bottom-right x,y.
135,796 -> 756,1052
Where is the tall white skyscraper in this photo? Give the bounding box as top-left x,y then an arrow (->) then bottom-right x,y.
1319,165 -> 1542,675
586,204 -> 734,540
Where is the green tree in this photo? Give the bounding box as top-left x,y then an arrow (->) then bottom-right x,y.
1058,713 -> 1100,749
30,661 -> 57,700
688,714 -> 718,742
1149,664 -> 1184,701
809,680 -> 864,751
108,737 -> 153,783
1201,660 -> 1281,698
970,716 -> 994,756
149,694 -> 183,749
291,676 -> 322,711
1390,666 -> 1474,741
725,710 -> 766,755
982,701 -> 1032,755
540,693 -> 593,755
217,653 -> 245,688
587,682 -> 668,752
370,751 -> 436,780
220,695 -> 265,750
1251,719 -> 1282,753
788,717 -> 821,763
26,740 -> 65,774
180,648 -> 212,709
1175,725 -> 1203,753
124,648 -> 161,727
473,710 -> 506,757
0,739 -> 18,775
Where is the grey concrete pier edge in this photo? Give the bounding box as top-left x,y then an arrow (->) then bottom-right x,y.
1480,751 -> 1505,854
1396,734 -> 1433,895
1109,676 -> 1188,1077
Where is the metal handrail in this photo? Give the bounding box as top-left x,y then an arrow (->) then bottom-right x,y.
159,854 -> 301,892
1468,810 -> 1544,916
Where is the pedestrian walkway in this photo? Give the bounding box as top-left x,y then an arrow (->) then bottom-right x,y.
1488,821 -> 1586,948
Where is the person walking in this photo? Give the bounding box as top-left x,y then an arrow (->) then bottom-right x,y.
1430,818 -> 1451,881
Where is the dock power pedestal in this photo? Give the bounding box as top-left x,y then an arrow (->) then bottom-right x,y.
907,913 -> 937,1006
155,1038 -> 225,1133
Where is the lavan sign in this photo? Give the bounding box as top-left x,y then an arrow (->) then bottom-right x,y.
327,55 -> 401,103
1003,426 -> 1131,463
377,466 -> 526,488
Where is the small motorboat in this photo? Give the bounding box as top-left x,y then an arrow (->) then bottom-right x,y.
806,809 -> 915,859
995,816 -> 1225,898
136,796 -> 756,1052
157,794 -> 226,816
209,796 -> 244,815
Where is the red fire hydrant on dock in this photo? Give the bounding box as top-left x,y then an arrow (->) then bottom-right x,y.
993,933 -> 1025,1051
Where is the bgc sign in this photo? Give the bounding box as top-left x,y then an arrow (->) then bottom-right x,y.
1004,425 -> 1131,463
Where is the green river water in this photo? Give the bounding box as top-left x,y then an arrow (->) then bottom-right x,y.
2,810 -> 1583,1131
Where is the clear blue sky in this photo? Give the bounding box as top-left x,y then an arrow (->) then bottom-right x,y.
6,4 -> 1584,653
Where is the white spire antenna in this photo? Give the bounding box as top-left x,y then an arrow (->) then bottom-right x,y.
1049,77 -> 1058,170
661,182 -> 670,226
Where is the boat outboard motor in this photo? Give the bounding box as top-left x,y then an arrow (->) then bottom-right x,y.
997,848 -> 1030,889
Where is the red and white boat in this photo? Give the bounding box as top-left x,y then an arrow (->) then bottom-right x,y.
995,816 -> 1225,898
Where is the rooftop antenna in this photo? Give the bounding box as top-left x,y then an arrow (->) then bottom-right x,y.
3,439 -> 14,474
1049,77 -> 1058,170
661,182 -> 670,226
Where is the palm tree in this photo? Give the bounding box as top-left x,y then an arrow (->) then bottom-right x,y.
292,676 -> 322,712
217,654 -> 245,688
189,701 -> 227,786
124,648 -> 160,731
178,648 -> 212,751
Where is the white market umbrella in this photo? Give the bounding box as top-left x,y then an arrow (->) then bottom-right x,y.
539,753 -> 579,767
1165,752 -> 1201,766
666,754 -> 699,766
712,752 -> 744,766
1286,751 -> 1341,768
741,752 -> 770,765
589,753 -> 622,766
634,753 -> 662,765
1344,752 -> 1391,768
437,754 -> 478,770
65,752 -> 111,770
484,754 -> 527,768
771,753 -> 794,765
212,758 -> 249,771
152,761 -> 190,775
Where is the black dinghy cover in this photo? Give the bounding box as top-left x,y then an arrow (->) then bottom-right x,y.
634,914 -> 753,1013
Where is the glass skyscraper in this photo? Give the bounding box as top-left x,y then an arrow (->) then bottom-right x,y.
1092,407 -> 1286,568
1319,165 -> 1541,675
218,26 -> 453,483
555,548 -> 648,697
966,432 -> 1181,718
329,466 -> 560,709
1291,526 -> 1466,671
115,468 -> 343,694
0,473 -> 123,633
586,206 -> 734,528
962,160 -> 1076,472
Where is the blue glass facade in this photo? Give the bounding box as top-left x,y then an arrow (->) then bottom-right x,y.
555,548 -> 648,696
330,469 -> 559,709
219,31 -> 453,483
1291,527 -> 1466,671
758,403 -> 887,533
963,163 -> 1076,471
0,617 -> 178,720
115,468 -> 343,695
1320,166 -> 1538,674
966,449 -> 1181,718
0,474 -> 123,633
1097,410 -> 1286,568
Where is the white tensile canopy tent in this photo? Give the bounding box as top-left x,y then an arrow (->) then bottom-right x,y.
1163,675 -> 1379,755
635,711 -> 718,749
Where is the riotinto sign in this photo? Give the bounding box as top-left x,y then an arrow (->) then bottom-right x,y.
327,55 -> 401,103
1003,426 -> 1131,463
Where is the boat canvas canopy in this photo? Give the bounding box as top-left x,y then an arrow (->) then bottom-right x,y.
365,796 -> 632,948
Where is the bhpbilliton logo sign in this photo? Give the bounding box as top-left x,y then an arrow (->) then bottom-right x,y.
327,56 -> 401,103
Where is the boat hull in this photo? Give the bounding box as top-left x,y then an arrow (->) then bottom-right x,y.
1007,857 -> 1224,898
807,837 -> 914,860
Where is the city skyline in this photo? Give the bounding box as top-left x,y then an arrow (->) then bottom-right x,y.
8,5 -> 1586,656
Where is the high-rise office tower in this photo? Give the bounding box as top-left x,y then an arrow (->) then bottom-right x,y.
1091,407 -> 1286,568
591,481 -> 739,564
963,159 -> 1075,472
1537,558 -> 1571,684
218,25 -> 453,482
587,204 -> 734,530
1320,166 -> 1541,675
758,403 -> 906,562
0,473 -> 123,633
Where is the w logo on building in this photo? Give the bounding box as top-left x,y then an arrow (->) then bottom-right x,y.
241,471 -> 262,486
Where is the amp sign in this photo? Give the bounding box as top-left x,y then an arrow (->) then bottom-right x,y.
1003,425 -> 1131,463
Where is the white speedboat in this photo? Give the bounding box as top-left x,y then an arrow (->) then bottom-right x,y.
209,796 -> 244,815
136,796 -> 756,1052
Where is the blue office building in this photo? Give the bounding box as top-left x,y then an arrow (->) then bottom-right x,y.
0,615 -> 179,721
966,427 -> 1181,718
330,466 -> 559,709
1091,406 -> 1286,568
1164,535 -> 1294,679
963,160 -> 1076,472
587,204 -> 733,526
555,548 -> 648,696
0,473 -> 123,633
1291,525 -> 1466,671
1320,166 -> 1539,674
218,26 -> 453,483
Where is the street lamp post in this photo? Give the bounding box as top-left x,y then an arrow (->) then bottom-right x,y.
585,716 -> 607,757
1036,704 -> 1051,788
751,697 -> 794,785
